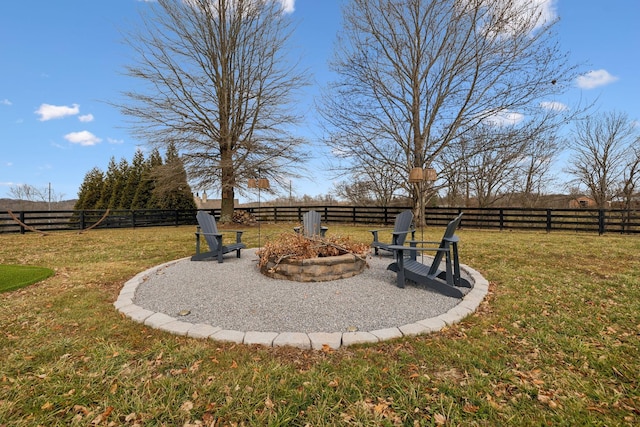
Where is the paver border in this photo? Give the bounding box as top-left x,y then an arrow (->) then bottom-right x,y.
114,256 -> 488,349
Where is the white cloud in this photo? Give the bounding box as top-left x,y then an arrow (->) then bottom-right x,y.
540,101 -> 568,112
35,103 -> 80,121
1,99 -> 12,106
483,110 -> 525,127
78,113 -> 94,122
64,131 -> 102,146
107,137 -> 124,145
576,69 -> 619,89
480,0 -> 557,37
279,0 -> 295,13
183,0 -> 295,14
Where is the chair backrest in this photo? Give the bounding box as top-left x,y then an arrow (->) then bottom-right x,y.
302,210 -> 323,237
393,210 -> 414,246
429,213 -> 463,274
196,211 -> 219,251
441,213 -> 463,241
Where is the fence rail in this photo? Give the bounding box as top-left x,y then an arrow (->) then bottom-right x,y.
1,206 -> 639,235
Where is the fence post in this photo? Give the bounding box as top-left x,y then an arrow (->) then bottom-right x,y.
353,207 -> 357,225
546,209 -> 552,233
598,209 -> 605,235
499,209 -> 504,231
19,211 -> 25,234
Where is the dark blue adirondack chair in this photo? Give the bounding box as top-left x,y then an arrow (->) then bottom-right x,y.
294,210 -> 328,237
370,210 -> 415,255
191,211 -> 246,263
387,213 -> 471,298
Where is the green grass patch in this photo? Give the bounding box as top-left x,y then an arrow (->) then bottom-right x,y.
0,264 -> 54,293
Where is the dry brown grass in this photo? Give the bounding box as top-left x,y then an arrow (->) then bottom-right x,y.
1,224 -> 639,426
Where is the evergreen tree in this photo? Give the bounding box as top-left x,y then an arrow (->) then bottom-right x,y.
132,149 -> 163,209
74,167 -> 104,210
95,157 -> 118,210
120,149 -> 145,209
108,158 -> 130,209
151,142 -> 196,210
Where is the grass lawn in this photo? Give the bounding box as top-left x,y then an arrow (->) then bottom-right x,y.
0,264 -> 54,293
0,223 -> 638,426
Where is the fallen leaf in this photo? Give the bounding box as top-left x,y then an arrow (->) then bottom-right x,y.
190,359 -> 202,373
434,413 -> 447,425
321,344 -> 334,353
180,401 -> 194,412
264,397 -> 275,409
463,404 -> 479,413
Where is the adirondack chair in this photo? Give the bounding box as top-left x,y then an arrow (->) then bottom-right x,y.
387,213 -> 471,298
293,210 -> 328,237
370,210 -> 415,255
191,211 -> 246,263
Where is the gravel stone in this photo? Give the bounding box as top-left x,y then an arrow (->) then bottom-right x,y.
132,249 -> 474,334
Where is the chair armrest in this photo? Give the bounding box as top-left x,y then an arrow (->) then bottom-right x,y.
198,230 -> 244,236
196,231 -> 223,237
388,245 -> 447,252
369,227 -> 390,234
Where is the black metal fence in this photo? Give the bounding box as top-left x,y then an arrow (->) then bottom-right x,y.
1,205 -> 639,234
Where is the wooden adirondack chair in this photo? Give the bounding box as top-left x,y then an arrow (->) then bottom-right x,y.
387,213 -> 471,298
191,211 -> 246,263
370,210 -> 415,255
293,210 -> 328,237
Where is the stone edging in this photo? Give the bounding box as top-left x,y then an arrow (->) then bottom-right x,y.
113,258 -> 489,350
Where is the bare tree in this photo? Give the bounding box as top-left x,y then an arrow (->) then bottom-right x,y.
332,180 -> 375,205
320,0 -> 578,224
440,115 -> 561,208
619,145 -> 640,231
566,111 -> 638,208
9,184 -> 65,208
118,0 -> 309,221
440,124 -> 523,207
510,132 -> 560,207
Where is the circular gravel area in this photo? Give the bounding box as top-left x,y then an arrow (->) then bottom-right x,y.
133,249 -> 474,334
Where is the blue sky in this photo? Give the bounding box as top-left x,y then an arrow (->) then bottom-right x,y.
1,0 -> 638,202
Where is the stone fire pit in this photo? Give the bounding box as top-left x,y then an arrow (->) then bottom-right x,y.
260,252 -> 367,282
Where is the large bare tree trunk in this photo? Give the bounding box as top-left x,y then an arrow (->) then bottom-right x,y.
220,145 -> 235,223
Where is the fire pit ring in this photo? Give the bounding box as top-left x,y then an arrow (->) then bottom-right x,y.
260,253 -> 367,282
